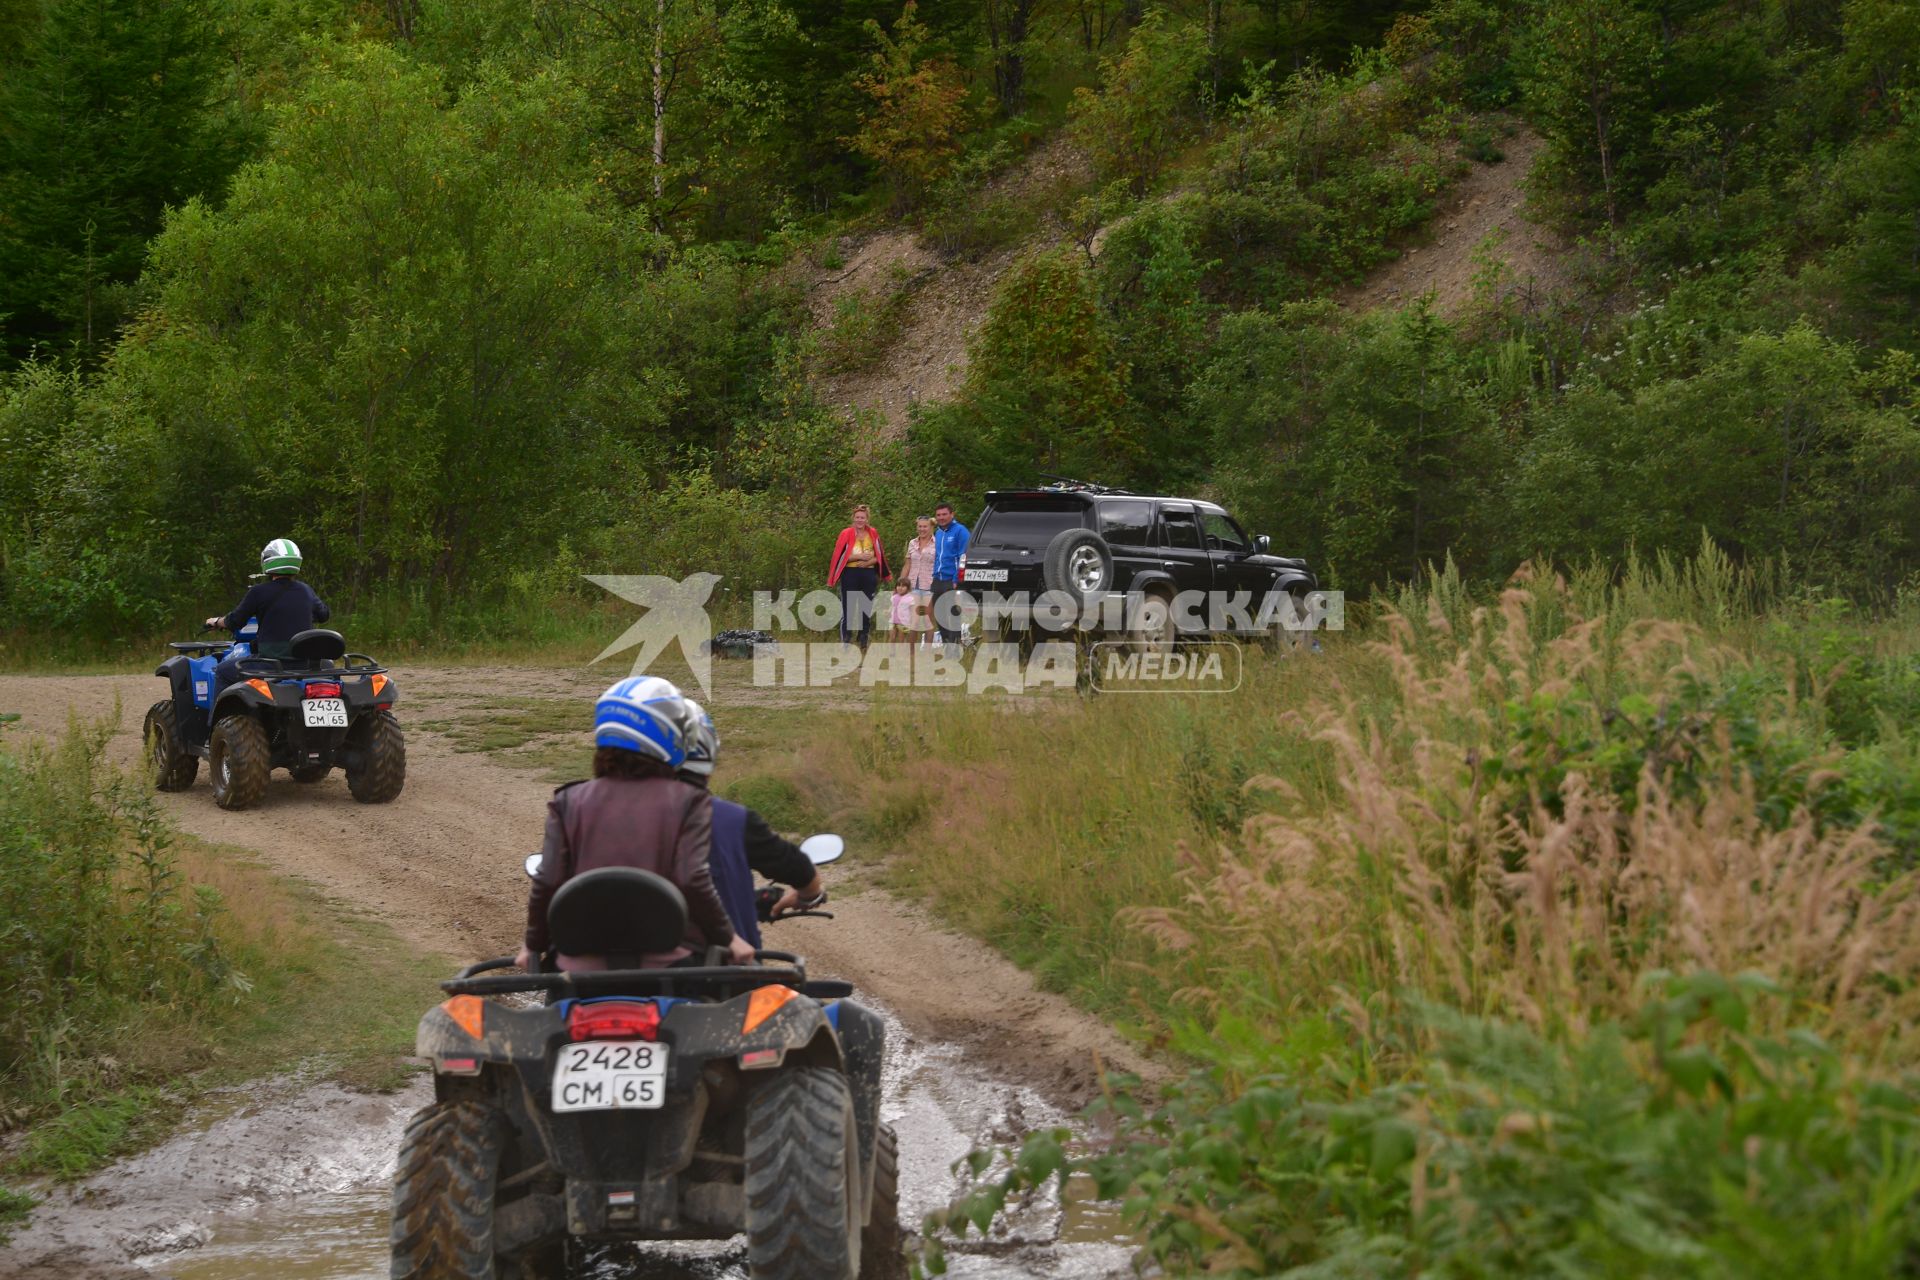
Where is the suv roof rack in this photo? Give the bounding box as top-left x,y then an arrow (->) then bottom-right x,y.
1035,474 -> 1133,496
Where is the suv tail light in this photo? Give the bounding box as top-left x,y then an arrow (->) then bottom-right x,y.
567,1001 -> 661,1042
304,681 -> 342,698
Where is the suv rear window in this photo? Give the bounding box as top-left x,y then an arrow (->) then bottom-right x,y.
1097,499 -> 1155,547
974,496 -> 1086,547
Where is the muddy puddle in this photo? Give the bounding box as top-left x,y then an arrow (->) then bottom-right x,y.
3,1004 -> 1132,1280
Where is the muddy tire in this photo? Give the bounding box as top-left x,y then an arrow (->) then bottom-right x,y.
745,1067 -> 862,1280
289,763 -> 331,783
144,700 -> 198,792
859,1122 -> 905,1280
208,714 -> 270,810
346,710 -> 405,804
391,1101 -> 501,1280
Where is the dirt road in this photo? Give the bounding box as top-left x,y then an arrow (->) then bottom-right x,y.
0,667 -> 1151,1278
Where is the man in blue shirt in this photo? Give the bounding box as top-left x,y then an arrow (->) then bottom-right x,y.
929,501 -> 970,649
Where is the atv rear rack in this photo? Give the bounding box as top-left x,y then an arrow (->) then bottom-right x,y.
442,955 -> 854,1001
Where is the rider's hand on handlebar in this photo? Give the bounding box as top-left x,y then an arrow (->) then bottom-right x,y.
726,935 -> 756,965
203,616 -> 226,630
514,945 -> 535,971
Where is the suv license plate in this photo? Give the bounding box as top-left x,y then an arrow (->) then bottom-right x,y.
301,698 -> 349,728
964,567 -> 1008,582
552,1041 -> 670,1112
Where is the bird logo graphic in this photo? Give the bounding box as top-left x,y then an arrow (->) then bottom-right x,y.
586,573 -> 722,697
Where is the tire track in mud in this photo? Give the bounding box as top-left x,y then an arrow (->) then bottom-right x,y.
0,669 -> 1151,1278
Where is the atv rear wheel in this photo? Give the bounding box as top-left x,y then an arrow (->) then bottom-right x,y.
208,715 -> 270,810
745,1067 -> 862,1280
144,700 -> 198,792
346,710 -> 405,803
289,763 -> 331,783
859,1122 -> 905,1280
391,1101 -> 500,1280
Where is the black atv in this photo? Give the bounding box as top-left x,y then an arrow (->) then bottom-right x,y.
145,624 -> 405,810
394,847 -> 898,1280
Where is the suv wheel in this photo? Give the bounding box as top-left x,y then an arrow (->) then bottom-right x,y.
1042,529 -> 1114,597
1128,590 -> 1175,653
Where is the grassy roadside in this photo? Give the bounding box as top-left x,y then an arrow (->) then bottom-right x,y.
0,717 -> 443,1233
725,549 -> 1920,1276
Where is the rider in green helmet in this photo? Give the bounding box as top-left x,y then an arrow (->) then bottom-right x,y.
203,538 -> 331,720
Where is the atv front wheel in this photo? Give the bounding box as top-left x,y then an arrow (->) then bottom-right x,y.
859,1121 -> 905,1280
745,1067 -> 862,1280
144,700 -> 198,792
391,1102 -> 500,1280
346,710 -> 406,803
208,715 -> 270,809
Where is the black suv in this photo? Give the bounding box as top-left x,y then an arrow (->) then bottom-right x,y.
956,483 -> 1317,646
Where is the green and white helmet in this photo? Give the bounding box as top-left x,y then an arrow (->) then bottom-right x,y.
259,538 -> 303,575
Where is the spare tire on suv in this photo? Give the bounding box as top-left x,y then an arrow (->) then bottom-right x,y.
1042,528 -> 1114,597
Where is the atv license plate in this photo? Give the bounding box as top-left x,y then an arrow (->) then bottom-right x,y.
551,1041 -> 670,1112
302,698 -> 349,728
964,567 -> 1008,582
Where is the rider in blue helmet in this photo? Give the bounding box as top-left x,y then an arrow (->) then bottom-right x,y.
516,677 -> 754,971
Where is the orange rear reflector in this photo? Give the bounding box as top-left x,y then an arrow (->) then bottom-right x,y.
371,673 -> 390,697
440,995 -> 485,1040
245,678 -> 273,699
742,985 -> 797,1034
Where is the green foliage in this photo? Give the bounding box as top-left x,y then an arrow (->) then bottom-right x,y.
919,248 -> 1134,485
1188,62 -> 1452,301
0,0 -> 249,363
1191,300 -> 1501,588
1520,0 -> 1660,224
1068,13 -> 1208,194
925,978 -> 1920,1279
0,718 -> 235,1122
846,1 -> 971,208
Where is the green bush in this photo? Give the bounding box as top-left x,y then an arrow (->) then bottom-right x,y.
927,975 -> 1920,1279
0,717 -> 237,1116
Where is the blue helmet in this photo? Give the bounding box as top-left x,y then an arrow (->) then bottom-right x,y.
676,698 -> 719,777
593,677 -> 688,765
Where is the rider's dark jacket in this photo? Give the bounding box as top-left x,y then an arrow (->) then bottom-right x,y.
523,775 -> 734,960
222,575 -> 330,657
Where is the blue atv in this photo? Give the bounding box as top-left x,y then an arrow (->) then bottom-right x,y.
144,621 -> 405,810
393,837 -> 901,1280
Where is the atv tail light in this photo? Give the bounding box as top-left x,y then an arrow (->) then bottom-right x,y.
440,995 -> 486,1040
739,1049 -> 784,1070
436,1057 -> 481,1076
742,985 -> 797,1034
370,673 -> 390,697
304,681 -> 342,698
567,1001 -> 661,1042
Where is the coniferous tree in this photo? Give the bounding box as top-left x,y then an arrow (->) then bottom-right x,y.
0,0 -> 245,364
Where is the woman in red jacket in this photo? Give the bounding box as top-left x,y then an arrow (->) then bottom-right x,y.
827,503 -> 890,651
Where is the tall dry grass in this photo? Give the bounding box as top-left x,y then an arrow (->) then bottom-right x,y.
767,547 -> 1920,1068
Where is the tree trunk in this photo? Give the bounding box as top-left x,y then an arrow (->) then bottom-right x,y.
652,0 -> 667,203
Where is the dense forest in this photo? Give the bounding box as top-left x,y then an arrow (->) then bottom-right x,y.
1,0 -> 1916,635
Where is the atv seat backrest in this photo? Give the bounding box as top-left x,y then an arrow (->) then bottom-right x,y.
287,629 -> 347,663
548,867 -> 689,966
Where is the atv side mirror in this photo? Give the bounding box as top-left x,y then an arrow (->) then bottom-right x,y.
799,834 -> 845,866
1254,534 -> 1271,554
524,853 -> 543,879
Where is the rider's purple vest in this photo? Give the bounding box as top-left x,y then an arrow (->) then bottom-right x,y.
708,797 -> 761,949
